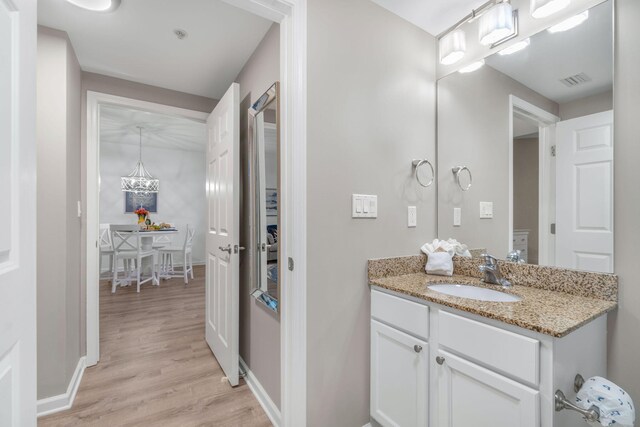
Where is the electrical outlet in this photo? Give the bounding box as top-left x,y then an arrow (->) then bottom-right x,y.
453,207 -> 461,226
407,206 -> 417,227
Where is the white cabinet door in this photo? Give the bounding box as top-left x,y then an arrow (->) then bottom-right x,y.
436,350 -> 539,427
371,320 -> 428,427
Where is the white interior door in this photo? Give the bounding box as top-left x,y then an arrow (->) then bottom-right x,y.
0,0 -> 37,425
556,110 -> 614,273
205,83 -> 240,386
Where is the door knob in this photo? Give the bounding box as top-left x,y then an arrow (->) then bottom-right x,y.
414,345 -> 423,353
436,356 -> 445,365
219,244 -> 232,254
233,245 -> 246,254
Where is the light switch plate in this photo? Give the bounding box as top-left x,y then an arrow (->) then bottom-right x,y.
352,194 -> 377,218
407,206 -> 417,227
453,207 -> 461,226
479,201 -> 493,219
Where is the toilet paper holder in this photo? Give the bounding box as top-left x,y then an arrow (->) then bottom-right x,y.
555,374 -> 600,422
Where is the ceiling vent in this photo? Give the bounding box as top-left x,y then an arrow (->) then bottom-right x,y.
559,72 -> 592,87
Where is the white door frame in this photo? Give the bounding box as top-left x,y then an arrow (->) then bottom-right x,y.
85,91 -> 208,367
86,1 -> 307,425
224,2 -> 308,425
509,95 -> 559,264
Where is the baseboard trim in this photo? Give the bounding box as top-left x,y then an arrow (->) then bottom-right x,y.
37,356 -> 86,417
239,357 -> 281,427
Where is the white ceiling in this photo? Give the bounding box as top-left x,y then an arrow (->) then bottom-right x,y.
371,0 -> 486,36
38,0 -> 273,99
486,1 -> 612,104
100,105 -> 207,152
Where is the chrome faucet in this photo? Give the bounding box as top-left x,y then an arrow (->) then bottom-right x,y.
479,254 -> 512,288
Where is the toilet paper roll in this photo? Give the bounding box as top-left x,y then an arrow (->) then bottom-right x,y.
576,376 -> 635,427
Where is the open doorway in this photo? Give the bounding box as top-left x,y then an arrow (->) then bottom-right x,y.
35,0 -> 307,425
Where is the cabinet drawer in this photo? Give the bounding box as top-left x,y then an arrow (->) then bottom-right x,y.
371,289 -> 429,340
438,311 -> 539,385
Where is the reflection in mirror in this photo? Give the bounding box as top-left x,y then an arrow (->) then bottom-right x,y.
249,82 -> 280,312
437,0 -> 613,273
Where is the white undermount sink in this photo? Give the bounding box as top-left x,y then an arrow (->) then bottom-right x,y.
427,283 -> 521,302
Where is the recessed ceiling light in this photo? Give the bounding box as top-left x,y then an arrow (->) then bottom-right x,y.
547,10 -> 589,33
530,0 -> 570,19
439,30 -> 466,65
498,38 -> 530,55
174,29 -> 189,40
66,0 -> 121,12
459,60 -> 485,74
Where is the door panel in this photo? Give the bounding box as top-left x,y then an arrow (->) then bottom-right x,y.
371,320 -> 428,427
556,111 -> 613,273
0,0 -> 37,424
205,83 -> 240,386
437,350 -> 539,427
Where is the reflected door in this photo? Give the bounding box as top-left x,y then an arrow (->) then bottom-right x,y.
205,83 -> 240,385
556,110 -> 613,273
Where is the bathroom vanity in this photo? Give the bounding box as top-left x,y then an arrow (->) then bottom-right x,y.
368,256 -> 617,427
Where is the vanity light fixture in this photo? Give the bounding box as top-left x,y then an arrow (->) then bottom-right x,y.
498,38 -> 530,55
530,0 -> 570,18
459,60 -> 485,73
479,2 -> 515,45
438,0 -> 518,65
547,10 -> 589,33
66,0 -> 121,12
439,30 -> 466,65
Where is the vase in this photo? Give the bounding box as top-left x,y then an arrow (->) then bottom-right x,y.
137,214 -> 146,224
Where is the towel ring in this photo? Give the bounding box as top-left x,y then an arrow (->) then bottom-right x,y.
452,166 -> 472,191
412,159 -> 435,188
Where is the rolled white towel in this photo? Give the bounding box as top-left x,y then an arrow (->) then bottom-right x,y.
421,238 -> 471,258
425,252 -> 454,276
576,376 -> 635,427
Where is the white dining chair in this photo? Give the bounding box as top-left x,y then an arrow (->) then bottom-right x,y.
153,233 -> 173,273
110,224 -> 157,293
158,226 -> 195,284
99,224 -> 114,281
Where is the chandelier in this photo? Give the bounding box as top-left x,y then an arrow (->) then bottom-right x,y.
121,126 -> 159,193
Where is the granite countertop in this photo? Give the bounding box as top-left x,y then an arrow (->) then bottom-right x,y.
369,272 -> 617,338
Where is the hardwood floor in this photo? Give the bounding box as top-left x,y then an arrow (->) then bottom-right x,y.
39,266 -> 271,427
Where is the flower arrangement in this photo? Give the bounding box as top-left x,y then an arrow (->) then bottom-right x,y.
135,207 -> 149,224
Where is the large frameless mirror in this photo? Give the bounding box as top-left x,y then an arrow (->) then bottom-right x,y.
249,82 -> 280,313
437,0 -> 613,273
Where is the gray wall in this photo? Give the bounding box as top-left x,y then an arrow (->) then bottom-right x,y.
306,1 -> 437,425
437,65 -> 558,257
79,74 -> 217,355
234,23 -> 282,409
609,0 -> 640,403
513,137 -> 539,264
36,26 -> 82,399
559,90 -> 613,120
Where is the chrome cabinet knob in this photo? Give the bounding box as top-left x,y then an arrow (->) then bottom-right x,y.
436,356 -> 445,365
414,345 -> 422,353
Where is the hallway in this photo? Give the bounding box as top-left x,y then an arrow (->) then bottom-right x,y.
39,266 -> 271,427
